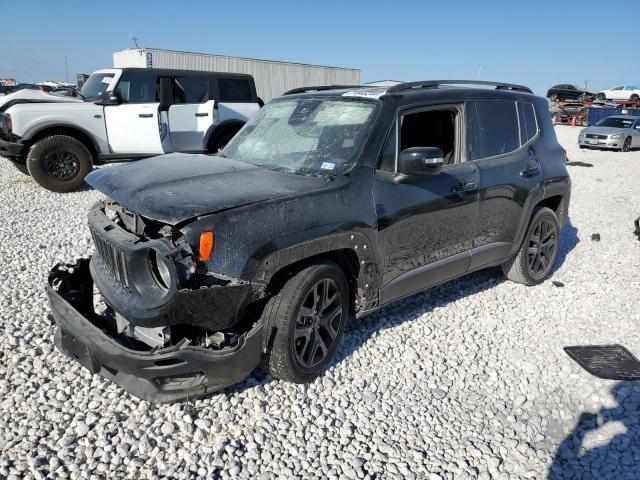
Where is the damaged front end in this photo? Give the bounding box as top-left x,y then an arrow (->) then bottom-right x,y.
47,201 -> 265,403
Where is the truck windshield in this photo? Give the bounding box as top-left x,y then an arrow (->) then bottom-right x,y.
223,96 -> 378,175
80,73 -> 115,101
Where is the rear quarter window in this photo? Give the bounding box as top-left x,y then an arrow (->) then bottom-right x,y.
517,101 -> 538,144
469,100 -> 520,160
217,77 -> 254,102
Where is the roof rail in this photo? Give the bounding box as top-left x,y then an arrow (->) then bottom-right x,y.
387,80 -> 533,94
283,85 -> 364,95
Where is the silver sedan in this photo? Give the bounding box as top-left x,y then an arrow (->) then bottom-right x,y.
578,115 -> 640,151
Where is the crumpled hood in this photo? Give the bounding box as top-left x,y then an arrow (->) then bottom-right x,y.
583,126 -> 629,136
85,153 -> 332,225
0,89 -> 82,111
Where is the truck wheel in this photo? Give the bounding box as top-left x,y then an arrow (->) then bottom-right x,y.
207,128 -> 238,154
27,135 -> 93,192
262,261 -> 349,384
501,207 -> 560,286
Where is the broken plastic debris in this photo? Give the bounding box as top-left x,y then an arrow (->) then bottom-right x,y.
552,280 -> 564,288
634,217 -> 640,240
591,233 -> 600,242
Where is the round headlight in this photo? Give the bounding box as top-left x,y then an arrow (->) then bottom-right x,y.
149,249 -> 172,290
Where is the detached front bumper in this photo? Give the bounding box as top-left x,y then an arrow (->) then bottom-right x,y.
47,259 -> 263,403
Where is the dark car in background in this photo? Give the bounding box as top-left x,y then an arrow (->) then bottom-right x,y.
47,80 -> 571,402
547,84 -> 593,102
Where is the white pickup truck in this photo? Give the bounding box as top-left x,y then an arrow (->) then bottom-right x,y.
0,68 -> 262,191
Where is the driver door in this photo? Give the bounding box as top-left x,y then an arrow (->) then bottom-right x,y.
373,104 -> 479,303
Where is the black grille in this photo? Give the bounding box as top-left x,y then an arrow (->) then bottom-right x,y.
586,134 -> 608,139
91,227 -> 130,289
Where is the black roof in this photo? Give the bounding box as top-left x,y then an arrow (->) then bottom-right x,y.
282,80 -> 536,102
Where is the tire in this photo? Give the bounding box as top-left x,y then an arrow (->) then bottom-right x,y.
551,112 -> 563,124
597,92 -> 606,101
27,135 -> 93,192
549,93 -> 558,101
631,94 -> 639,102
501,207 -> 560,286
621,136 -> 632,152
261,260 -> 349,384
207,128 -> 239,154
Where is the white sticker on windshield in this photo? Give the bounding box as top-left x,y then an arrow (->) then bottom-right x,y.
320,162 -> 336,171
342,88 -> 387,99
101,77 -> 112,85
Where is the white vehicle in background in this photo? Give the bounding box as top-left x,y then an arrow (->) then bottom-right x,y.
0,68 -> 262,191
596,85 -> 640,102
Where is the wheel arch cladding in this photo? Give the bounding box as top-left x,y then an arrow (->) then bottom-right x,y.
205,120 -> 245,151
253,233 -> 380,313
27,125 -> 98,158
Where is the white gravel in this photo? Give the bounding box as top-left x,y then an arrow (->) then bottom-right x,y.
1,126 -> 639,479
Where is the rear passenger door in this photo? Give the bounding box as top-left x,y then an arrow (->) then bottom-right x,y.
167,75 -> 214,152
214,74 -> 260,123
468,99 -> 543,270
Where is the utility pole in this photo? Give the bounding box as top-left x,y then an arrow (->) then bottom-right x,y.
476,67 -> 482,80
65,56 -> 69,84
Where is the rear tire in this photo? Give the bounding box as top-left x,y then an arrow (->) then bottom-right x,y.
502,207 -> 560,286
26,135 -> 93,192
261,261 -> 349,384
207,128 -> 239,154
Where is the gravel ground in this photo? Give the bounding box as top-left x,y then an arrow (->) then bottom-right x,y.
1,126 -> 639,479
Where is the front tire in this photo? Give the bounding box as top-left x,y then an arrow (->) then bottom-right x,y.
262,261 -> 349,384
502,207 -> 560,286
621,137 -> 632,152
597,92 -> 606,101
27,135 -> 93,192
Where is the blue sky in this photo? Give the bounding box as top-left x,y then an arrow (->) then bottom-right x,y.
2,0 -> 638,95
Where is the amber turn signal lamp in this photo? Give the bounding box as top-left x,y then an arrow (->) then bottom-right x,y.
198,232 -> 215,261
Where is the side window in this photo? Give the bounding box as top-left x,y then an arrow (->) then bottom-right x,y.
470,100 -> 520,160
218,77 -> 253,102
114,70 -> 158,103
172,76 -> 210,104
517,101 -> 538,145
399,108 -> 458,165
612,86 -> 624,91
377,122 -> 397,172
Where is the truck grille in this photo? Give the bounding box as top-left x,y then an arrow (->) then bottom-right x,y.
586,134 -> 608,139
91,227 -> 130,289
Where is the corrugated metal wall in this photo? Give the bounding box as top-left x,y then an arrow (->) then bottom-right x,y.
113,49 -> 360,101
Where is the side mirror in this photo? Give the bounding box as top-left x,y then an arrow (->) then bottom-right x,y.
94,90 -> 120,106
398,147 -> 444,176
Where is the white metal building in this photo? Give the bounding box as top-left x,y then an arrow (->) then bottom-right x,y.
113,48 -> 360,101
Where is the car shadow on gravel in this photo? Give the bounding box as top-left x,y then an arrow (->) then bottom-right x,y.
216,219 -> 580,400
547,381 -> 640,479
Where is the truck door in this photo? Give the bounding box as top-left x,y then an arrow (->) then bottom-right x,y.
104,70 -> 164,155
214,74 -> 261,123
167,75 -> 214,152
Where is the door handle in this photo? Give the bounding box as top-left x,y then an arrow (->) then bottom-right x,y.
520,166 -> 540,178
139,113 -> 153,118
452,182 -> 477,193
195,112 -> 209,117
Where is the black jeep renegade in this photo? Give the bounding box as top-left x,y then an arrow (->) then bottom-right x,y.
47,80 -> 571,402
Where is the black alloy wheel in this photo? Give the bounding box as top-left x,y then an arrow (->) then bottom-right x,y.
293,278 -> 344,370
43,149 -> 81,181
526,218 -> 558,280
